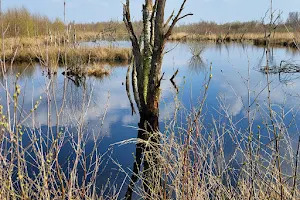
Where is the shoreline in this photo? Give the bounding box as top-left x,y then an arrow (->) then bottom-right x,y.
3,45 -> 132,66
169,32 -> 299,48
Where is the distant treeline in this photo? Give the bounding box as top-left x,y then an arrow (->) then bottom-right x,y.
1,7 -> 140,39
1,7 -> 299,39
2,7 -> 65,37
174,21 -> 275,35
174,18 -> 299,36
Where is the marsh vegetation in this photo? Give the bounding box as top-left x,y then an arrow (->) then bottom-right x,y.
0,1 -> 300,200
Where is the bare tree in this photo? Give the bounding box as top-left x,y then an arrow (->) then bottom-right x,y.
286,12 -> 300,28
124,0 -> 192,131
123,0 -> 192,199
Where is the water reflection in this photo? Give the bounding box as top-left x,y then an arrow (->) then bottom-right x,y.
188,56 -> 206,74
0,63 -> 36,80
186,42 -> 207,74
257,46 -> 300,85
125,119 -> 161,199
1,41 -> 300,197
2,41 -> 300,140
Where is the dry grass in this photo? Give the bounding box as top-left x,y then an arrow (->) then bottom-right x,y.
77,31 -> 129,41
2,63 -> 300,199
0,18 -> 299,199
87,65 -> 111,78
1,53 -> 300,200
127,126 -> 300,199
0,65 -> 119,199
120,67 -> 300,200
3,45 -> 131,66
169,32 -> 299,47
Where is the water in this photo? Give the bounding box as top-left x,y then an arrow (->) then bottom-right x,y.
1,41 -> 300,196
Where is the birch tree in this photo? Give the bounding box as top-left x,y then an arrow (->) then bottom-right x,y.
124,0 -> 191,132
123,0 -> 192,199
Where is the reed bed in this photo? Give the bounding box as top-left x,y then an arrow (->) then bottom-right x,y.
126,117 -> 300,200
3,45 -> 131,66
87,65 -> 111,78
169,32 -> 299,48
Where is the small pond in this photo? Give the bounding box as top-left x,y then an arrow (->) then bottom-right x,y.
1,41 -> 300,197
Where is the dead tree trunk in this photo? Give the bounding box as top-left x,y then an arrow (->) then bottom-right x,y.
123,0 -> 192,199
124,0 -> 192,129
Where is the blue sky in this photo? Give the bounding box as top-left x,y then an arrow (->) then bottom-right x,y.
3,0 -> 300,24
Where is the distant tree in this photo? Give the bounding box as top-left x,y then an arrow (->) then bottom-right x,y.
286,12 -> 300,28
0,7 -> 65,37
52,18 -> 65,32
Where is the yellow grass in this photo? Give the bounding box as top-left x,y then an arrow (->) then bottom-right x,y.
169,32 -> 299,47
3,45 -> 131,66
87,65 -> 111,78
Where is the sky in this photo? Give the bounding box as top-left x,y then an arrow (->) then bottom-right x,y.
2,0 -> 300,24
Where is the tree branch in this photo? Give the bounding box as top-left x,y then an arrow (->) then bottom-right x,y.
170,69 -> 179,82
132,59 -> 142,112
164,0 -> 193,39
123,1 -> 140,53
176,13 -> 193,23
164,10 -> 175,28
156,72 -> 165,88
150,0 -> 158,46
126,64 -> 136,115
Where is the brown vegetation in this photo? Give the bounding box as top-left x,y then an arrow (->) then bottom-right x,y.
169,31 -> 299,47
3,7 -> 299,48
1,7 -> 134,41
0,3 -> 300,200
168,18 -> 300,48
87,65 -> 111,78
2,7 -> 64,37
3,45 -> 131,66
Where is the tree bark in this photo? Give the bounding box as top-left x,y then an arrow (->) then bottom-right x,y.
123,0 -> 191,199
125,110 -> 160,200
142,1 -> 153,102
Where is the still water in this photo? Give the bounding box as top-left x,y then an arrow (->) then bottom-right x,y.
1,41 -> 300,195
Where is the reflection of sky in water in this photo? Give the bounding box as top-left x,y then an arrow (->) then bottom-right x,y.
1,42 -> 300,191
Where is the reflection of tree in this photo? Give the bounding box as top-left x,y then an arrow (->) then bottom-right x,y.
125,121 -> 161,199
52,75 -> 95,122
62,70 -> 86,87
259,59 -> 300,84
215,43 -> 222,55
0,63 -> 36,81
64,79 -> 95,112
257,43 -> 300,84
188,55 -> 206,74
187,42 -> 206,74
188,42 -> 206,57
278,73 -> 300,85
257,47 -> 277,70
